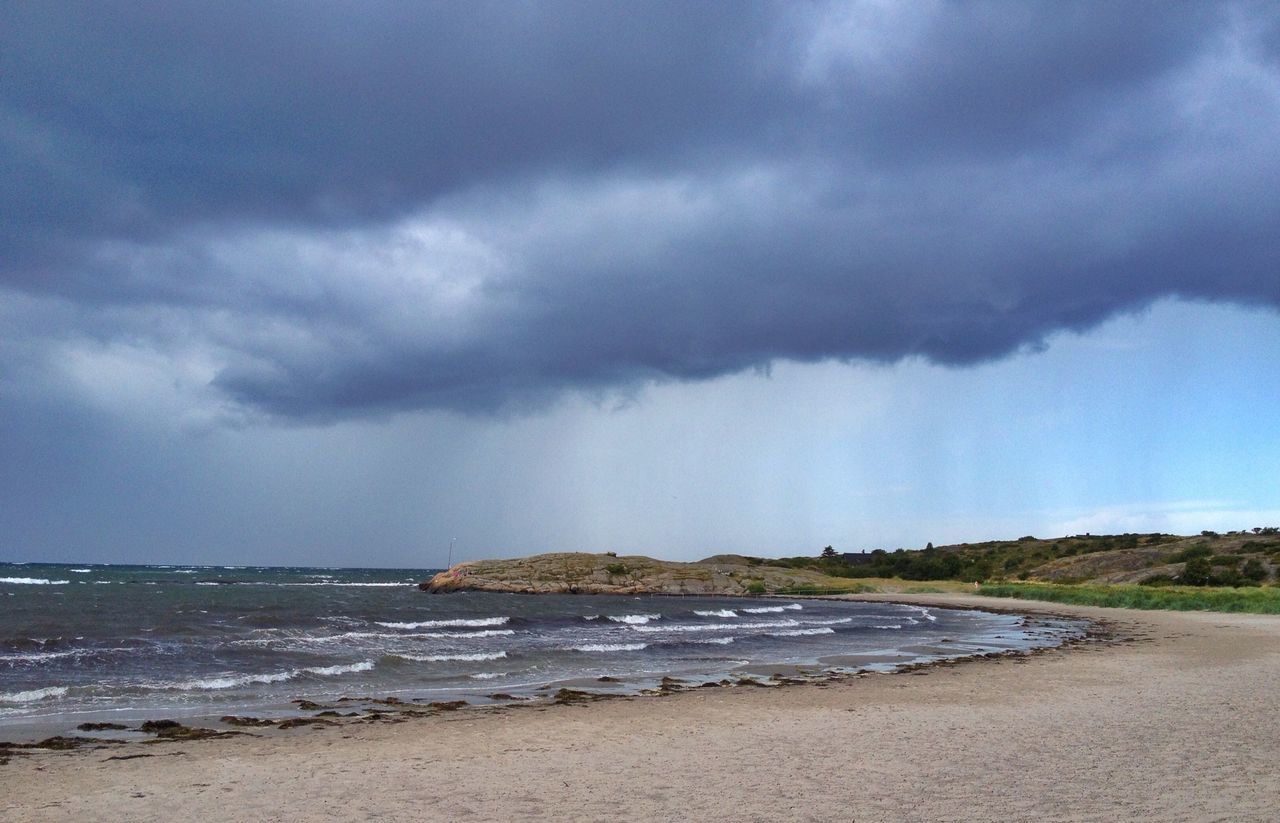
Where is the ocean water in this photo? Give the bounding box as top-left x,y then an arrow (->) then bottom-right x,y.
0,563 -> 1083,736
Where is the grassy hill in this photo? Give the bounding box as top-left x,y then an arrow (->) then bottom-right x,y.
763,529 -> 1280,587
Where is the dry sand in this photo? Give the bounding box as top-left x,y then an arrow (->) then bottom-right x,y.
3,593 -> 1278,822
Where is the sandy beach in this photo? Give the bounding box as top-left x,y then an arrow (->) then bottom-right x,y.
4,593 -> 1278,822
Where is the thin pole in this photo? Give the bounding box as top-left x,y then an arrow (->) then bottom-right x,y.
448,537 -> 456,569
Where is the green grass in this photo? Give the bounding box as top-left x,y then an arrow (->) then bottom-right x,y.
771,582 -> 880,595
978,582 -> 1280,614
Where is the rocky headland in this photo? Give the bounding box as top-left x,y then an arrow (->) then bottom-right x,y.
419,552 -> 845,595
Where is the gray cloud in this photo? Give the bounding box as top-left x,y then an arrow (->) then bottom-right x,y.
3,1 -> 1279,421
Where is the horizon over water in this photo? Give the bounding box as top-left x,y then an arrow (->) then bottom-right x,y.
1,562 -> 1084,740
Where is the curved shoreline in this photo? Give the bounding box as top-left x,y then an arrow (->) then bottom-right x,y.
6,595 -> 1279,820
0,597 -> 1083,744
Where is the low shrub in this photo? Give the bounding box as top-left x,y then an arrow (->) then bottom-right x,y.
978,582 -> 1280,613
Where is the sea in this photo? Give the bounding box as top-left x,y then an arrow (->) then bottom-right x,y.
0,563 -> 1085,739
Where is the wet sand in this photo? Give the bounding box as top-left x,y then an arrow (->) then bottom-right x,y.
4,593 -> 1278,822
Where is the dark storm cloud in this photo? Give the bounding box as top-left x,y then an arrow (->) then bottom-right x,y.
3,1 -> 1279,420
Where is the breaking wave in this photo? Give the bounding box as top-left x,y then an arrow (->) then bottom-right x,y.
606,613 -> 661,625
0,578 -> 70,586
571,643 -> 649,653
397,651 -> 507,663
376,617 -> 509,629
741,603 -> 803,614
0,686 -> 69,703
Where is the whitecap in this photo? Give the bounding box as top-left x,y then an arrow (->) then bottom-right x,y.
685,637 -> 736,645
606,613 -> 661,625
1,649 -> 87,663
571,643 -> 648,652
769,628 -> 834,637
303,661 -> 376,677
873,624 -> 904,630
693,609 -> 738,618
0,577 -> 70,586
166,660 -> 374,691
0,686 -> 68,702
376,617 -> 509,629
906,606 -> 937,622
69,569 -> 92,573
631,619 -> 799,634
170,671 -> 299,690
469,671 -> 506,679
398,651 -> 508,662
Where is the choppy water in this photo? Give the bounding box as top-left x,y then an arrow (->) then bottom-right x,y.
1,563 -> 1084,736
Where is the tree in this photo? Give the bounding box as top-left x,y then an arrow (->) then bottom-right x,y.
821,545 -> 837,559
1181,556 -> 1213,586
1240,557 -> 1267,583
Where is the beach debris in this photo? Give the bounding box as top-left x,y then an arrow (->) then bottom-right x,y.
551,688 -> 595,704
292,700 -> 333,711
137,719 -> 240,740
276,717 -> 340,730
734,677 -> 771,687
427,700 -> 469,712
77,722 -> 129,732
219,716 -> 278,727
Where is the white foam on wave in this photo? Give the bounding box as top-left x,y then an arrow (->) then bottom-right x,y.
874,624 -> 904,630
469,671 -> 505,679
741,603 -> 803,614
769,628 -> 834,637
167,660 -> 375,691
376,617 -> 509,629
305,661 -> 376,677
631,619 -> 799,634
399,651 -> 508,662
804,617 -> 854,626
288,582 -> 405,587
606,613 -> 661,625
0,686 -> 69,703
420,629 -> 515,639
69,569 -> 92,573
0,577 -> 70,586
685,637 -> 736,645
581,615 -> 601,621
906,606 -> 937,622
0,648 -> 97,663
172,671 -> 298,690
571,643 -> 648,653
237,628 -> 516,647
693,609 -> 737,618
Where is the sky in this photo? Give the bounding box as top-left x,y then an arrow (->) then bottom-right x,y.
2,2 -> 1279,567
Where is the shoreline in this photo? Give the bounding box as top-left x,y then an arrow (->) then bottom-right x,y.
0,598 -> 1084,745
5,595 -> 1279,821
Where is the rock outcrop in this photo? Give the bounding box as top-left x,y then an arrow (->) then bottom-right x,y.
419,552 -> 844,595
